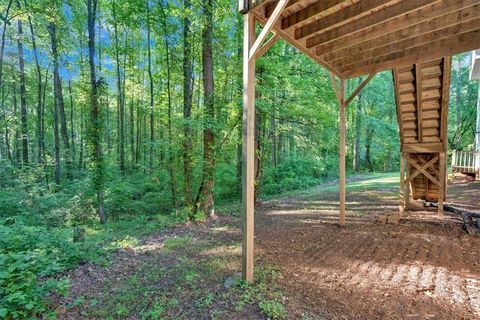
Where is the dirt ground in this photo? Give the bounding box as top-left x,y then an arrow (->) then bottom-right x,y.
255,176 -> 480,319
55,175 -> 480,319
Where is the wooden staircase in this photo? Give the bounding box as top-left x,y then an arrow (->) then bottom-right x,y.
393,57 -> 451,212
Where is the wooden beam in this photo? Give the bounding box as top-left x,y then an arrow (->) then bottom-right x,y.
310,0 -> 464,50
402,142 -> 444,153
344,73 -> 376,106
249,0 -> 288,61
253,13 -> 345,78
438,152 -> 446,214
341,29 -> 480,78
338,77 -> 346,226
440,57 -> 452,144
265,0 -> 299,18
280,0 -> 350,30
320,3 -> 480,62
331,17 -> 480,70
404,154 -> 411,208
295,0 -> 397,38
415,63 -> 423,143
416,155 -> 440,178
393,69 -> 404,144
399,154 -> 405,215
240,0 -> 269,14
329,73 -> 341,102
242,12 -> 256,283
253,34 -> 279,60
405,154 -> 440,186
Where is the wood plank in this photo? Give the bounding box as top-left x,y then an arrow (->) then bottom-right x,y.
401,104 -> 416,113
423,101 -> 441,111
423,136 -> 441,143
404,130 -> 418,138
341,29 -> 480,78
402,142 -> 444,153
402,113 -> 416,121
293,0 -> 397,35
265,0 -> 300,18
339,78 -> 346,226
321,4 -> 480,62
422,119 -> 440,129
253,34 -> 279,59
403,121 -> 417,130
308,0 -> 448,48
416,64 -> 423,143
407,155 -> 440,183
422,89 -> 442,101
422,78 -> 442,90
438,152 -> 446,214
249,0 -> 288,61
423,110 -> 440,120
398,71 -> 414,83
399,83 -> 415,94
281,0 -> 355,30
393,70 -> 404,144
344,73 -> 376,106
334,18 -> 480,70
422,65 -> 442,79
440,57 -> 452,144
401,93 -> 415,103
242,13 -> 256,283
252,12 -> 345,78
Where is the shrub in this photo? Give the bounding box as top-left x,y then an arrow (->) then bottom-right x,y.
0,223 -> 85,318
259,300 -> 287,320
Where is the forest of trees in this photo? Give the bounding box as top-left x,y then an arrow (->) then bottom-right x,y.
0,0 -> 478,223
1,0 -> 479,318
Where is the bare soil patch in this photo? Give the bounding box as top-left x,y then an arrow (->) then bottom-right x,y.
256,179 -> 480,319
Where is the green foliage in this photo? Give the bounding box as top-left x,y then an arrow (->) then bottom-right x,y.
259,300 -> 287,320
0,223 -> 82,318
262,156 -> 335,195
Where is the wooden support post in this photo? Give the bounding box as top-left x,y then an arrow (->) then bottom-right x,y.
404,154 -> 411,209
438,152 -> 446,215
330,74 -> 347,226
451,149 -> 456,172
339,79 -> 346,226
399,153 -> 405,215
242,13 -> 256,283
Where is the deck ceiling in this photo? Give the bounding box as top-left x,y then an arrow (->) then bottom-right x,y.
242,0 -> 480,79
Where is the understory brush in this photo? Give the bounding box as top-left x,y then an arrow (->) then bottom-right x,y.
0,168 -> 189,318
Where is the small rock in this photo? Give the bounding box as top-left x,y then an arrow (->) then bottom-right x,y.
224,272 -> 241,289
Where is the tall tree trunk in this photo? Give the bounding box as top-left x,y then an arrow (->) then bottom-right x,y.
159,2 -> 178,207
26,6 -> 43,165
365,119 -> 373,172
49,22 -> 72,178
353,77 -> 363,172
182,0 -> 193,206
197,0 -> 215,216
112,0 -> 125,174
146,0 -> 155,170
0,0 -> 13,90
68,78 -> 76,163
13,80 -> 20,165
16,0 -> 28,165
270,108 -> 277,166
87,0 -> 106,224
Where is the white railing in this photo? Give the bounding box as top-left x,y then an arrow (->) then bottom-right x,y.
451,150 -> 480,174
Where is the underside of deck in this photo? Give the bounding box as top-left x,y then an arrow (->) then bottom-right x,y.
241,0 -> 480,79
239,0 -> 480,281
